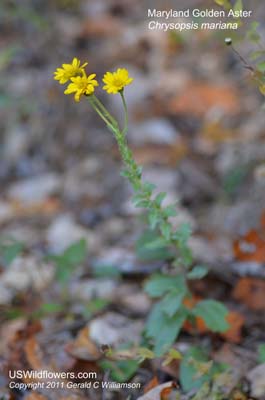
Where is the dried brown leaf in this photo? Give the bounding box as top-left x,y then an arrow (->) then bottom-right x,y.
169,82 -> 239,116
233,278 -> 265,311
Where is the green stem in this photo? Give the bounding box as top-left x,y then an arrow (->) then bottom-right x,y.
120,90 -> 128,135
92,95 -> 118,128
88,96 -> 116,132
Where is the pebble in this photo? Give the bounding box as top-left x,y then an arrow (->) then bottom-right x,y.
8,173 -> 61,203
71,279 -> 118,301
247,363 -> 265,398
0,256 -> 54,305
89,312 -> 143,347
46,214 -> 100,254
130,118 -> 178,145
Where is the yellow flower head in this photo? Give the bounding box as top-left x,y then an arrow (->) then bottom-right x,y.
54,57 -> 88,84
102,68 -> 133,94
64,72 -> 98,102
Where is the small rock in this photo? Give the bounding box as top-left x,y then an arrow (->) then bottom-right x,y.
255,163 -> 265,182
216,142 -> 265,175
0,256 -> 54,305
3,126 -> 29,164
170,207 -> 196,231
0,284 -> 13,305
0,202 -> 13,225
247,363 -> 265,398
8,173 -> 61,203
179,160 -> 217,201
89,312 -> 143,347
63,157 -> 105,201
189,236 -> 232,264
206,202 -> 260,236
130,118 -> 178,145
115,284 -> 151,315
142,168 -> 179,197
1,225 -> 41,247
231,261 -> 265,278
46,214 -> 99,254
97,217 -> 127,241
71,279 -> 118,301
93,247 -> 162,275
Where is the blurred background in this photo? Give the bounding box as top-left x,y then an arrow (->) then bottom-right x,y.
1,0 -> 265,399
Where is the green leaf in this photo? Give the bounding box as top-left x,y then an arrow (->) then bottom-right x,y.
192,300 -> 229,332
146,303 -> 187,355
179,347 -> 210,392
144,236 -> 168,249
142,182 -> 156,195
31,302 -> 64,319
258,344 -> 265,363
162,348 -> 182,366
163,204 -> 177,217
135,230 -> 173,261
173,223 -> 192,246
4,308 -> 25,320
138,200 -> 151,208
54,259 -> 73,283
223,165 -> 248,195
133,192 -> 150,208
187,265 -> 208,280
161,288 -> 187,317
154,192 -> 166,207
92,264 -> 121,278
132,193 -> 146,206
145,304 -> 161,337
154,310 -> 187,356
144,273 -> 185,298
0,241 -> 24,266
137,347 -> 155,362
82,298 -> 110,318
160,221 -> 171,241
62,239 -> 87,265
52,239 -> 87,283
99,359 -> 138,382
120,169 -> 130,179
39,302 -> 63,313
179,245 -> 194,267
148,210 -> 160,229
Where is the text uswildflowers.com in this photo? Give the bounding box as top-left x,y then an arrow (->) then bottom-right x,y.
9,370 -> 97,380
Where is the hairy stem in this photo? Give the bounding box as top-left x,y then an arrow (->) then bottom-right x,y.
120,91 -> 128,135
